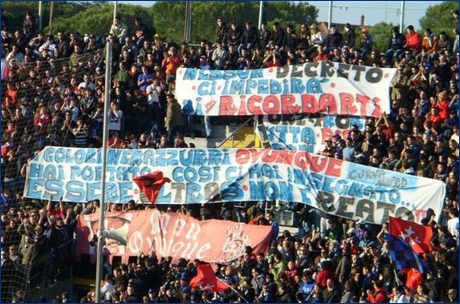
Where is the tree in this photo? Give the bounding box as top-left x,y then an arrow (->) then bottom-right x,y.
152,2 -> 187,43
419,2 -> 458,36
366,22 -> 398,54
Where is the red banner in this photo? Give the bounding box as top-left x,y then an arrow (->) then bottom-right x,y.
75,209 -> 272,264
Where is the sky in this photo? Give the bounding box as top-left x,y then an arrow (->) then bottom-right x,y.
118,1 -> 446,28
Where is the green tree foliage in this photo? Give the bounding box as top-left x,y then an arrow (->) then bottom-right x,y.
152,2 -> 187,43
2,2 -> 48,33
2,2 -> 115,34
45,3 -> 155,37
365,22 -> 398,53
419,1 -> 458,36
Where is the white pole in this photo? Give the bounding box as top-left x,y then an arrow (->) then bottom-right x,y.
94,42 -> 112,303
114,1 -> 118,19
184,1 -> 191,43
258,1 -> 264,29
399,1 -> 405,33
48,2 -> 54,35
38,1 -> 43,31
328,1 -> 333,29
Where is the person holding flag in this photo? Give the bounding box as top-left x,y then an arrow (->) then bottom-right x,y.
383,232 -> 432,276
366,280 -> 389,303
190,263 -> 253,303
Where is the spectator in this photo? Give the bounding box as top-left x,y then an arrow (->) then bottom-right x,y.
446,288 -> 458,303
215,17 -> 228,45
276,281 -> 293,302
437,31 -> 454,53
133,17 -> 150,48
121,36 -> 138,65
241,20 -> 259,53
162,45 -> 181,85
389,285 -> 410,303
22,11 -> 36,41
342,23 -> 355,49
164,93 -> 183,145
340,279 -> 357,303
325,25 -> 343,52
270,251 -> 286,284
297,23 -> 310,50
211,42 -> 228,70
321,137 -> 336,157
359,28 -> 373,60
32,224 -> 53,282
70,115 -> 89,147
55,31 -> 71,59
421,28 -> 438,56
271,22 -> 285,49
404,25 -> 422,55
110,15 -> 129,44
258,21 -> 271,50
5,44 -> 25,63
146,78 -> 164,132
366,280 -> 388,303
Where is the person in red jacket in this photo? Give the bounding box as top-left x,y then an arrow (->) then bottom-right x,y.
366,280 -> 389,303
161,45 -> 181,85
404,25 -> 422,55
434,90 -> 451,120
425,107 -> 444,132
315,260 -> 336,289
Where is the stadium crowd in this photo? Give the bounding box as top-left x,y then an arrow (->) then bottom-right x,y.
1,7 -> 459,303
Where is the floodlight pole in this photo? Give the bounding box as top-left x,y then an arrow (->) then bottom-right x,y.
184,1 -> 192,43
258,1 -> 264,29
399,1 -> 405,33
114,1 -> 118,20
38,2 -> 43,31
94,41 -> 112,302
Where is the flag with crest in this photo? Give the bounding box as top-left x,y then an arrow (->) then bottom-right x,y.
388,216 -> 433,254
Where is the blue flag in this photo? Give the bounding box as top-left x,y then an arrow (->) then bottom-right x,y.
384,233 -> 431,274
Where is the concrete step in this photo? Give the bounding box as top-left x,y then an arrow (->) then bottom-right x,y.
220,133 -> 256,148
218,125 -> 256,148
184,124 -> 258,149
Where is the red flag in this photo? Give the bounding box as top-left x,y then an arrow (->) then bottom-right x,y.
133,171 -> 171,203
190,264 -> 229,292
388,216 -> 433,254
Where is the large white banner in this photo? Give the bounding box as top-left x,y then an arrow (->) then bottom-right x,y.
257,114 -> 367,153
24,147 -> 445,225
176,62 -> 396,117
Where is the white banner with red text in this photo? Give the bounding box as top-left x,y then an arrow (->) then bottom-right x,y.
24,147 -> 445,225
176,62 -> 396,117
